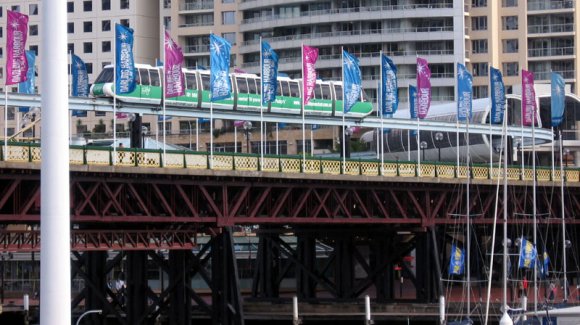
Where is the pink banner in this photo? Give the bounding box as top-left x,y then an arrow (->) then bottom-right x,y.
233,120 -> 245,128
521,70 -> 536,126
164,31 -> 185,98
302,45 -> 319,106
6,11 -> 29,86
416,57 -> 431,119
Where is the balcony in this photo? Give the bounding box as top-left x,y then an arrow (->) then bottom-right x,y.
180,2 -> 213,11
183,44 -> 210,54
527,0 -> 574,11
528,23 -> 574,34
528,47 -> 574,57
531,70 -> 575,80
241,3 -> 454,25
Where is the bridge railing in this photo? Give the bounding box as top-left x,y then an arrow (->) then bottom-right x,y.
2,142 -> 579,183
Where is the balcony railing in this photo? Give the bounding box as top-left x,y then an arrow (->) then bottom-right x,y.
183,44 -> 210,54
180,2 -> 214,11
179,21 -> 214,28
530,70 -> 575,80
528,47 -> 574,57
242,26 -> 454,46
241,3 -> 453,24
527,0 -> 574,11
528,23 -> 574,34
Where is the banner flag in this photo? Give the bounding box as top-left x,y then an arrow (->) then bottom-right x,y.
343,50 -> 362,113
6,11 -> 29,85
457,63 -> 473,122
71,54 -> 89,97
209,34 -> 232,101
518,238 -> 537,269
18,51 -> 35,112
522,70 -> 537,126
540,252 -> 550,279
551,72 -> 565,127
261,41 -> 279,105
409,85 -> 417,119
302,45 -> 319,106
381,55 -> 398,115
164,31 -> 185,98
115,24 -> 136,94
490,67 -> 505,124
416,57 -> 431,119
448,243 -> 465,275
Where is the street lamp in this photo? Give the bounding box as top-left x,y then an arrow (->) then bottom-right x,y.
435,132 -> 444,161
564,148 -> 570,167
243,121 -> 252,154
420,141 -> 428,161
343,126 -> 353,159
141,126 -> 149,149
75,309 -> 102,325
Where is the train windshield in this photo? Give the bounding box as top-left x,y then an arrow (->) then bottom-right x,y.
94,67 -> 114,84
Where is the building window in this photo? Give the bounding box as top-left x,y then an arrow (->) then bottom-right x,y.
67,2 -> 74,13
0,27 -> 2,38
68,43 -> 75,54
120,0 -> 130,10
472,39 -> 488,54
163,16 -> 171,30
502,16 -> 518,31
29,45 -> 38,56
502,39 -> 518,53
222,32 -> 236,45
471,17 -> 487,31
83,21 -> 93,33
67,22 -> 74,34
29,25 -> 38,36
502,0 -> 517,7
102,41 -> 111,52
29,4 -> 39,15
0,6 -> 3,18
163,0 -> 171,9
11,5 -> 20,12
86,63 -> 93,74
503,62 -> 519,76
102,20 -> 111,31
84,42 -> 93,54
0,48 -> 3,58
222,0 -> 235,3
102,62 -> 111,69
472,63 -> 488,77
222,11 -> 235,25
83,1 -> 92,12
102,0 -> 111,11
120,19 -> 130,27
473,86 -> 488,99
471,0 -> 487,7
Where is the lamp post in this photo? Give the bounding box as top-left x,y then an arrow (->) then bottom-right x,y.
243,121 -> 252,154
141,126 -> 148,149
435,132 -> 444,161
343,126 -> 353,159
420,141 -> 428,161
75,309 -> 102,325
187,120 -> 192,150
564,148 -> 570,167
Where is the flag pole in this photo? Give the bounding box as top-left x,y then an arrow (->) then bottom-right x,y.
379,51 -> 384,174
196,118 -> 199,151
209,33 -> 214,168
162,37 -> 167,161
69,51 -> 73,143
407,83 -> 411,161
259,37 -> 264,166
341,48 -> 346,170
559,129 -> 568,302
276,122 -> 279,155
301,43 -> 306,170
4,87 -> 7,158
113,25 -> 117,164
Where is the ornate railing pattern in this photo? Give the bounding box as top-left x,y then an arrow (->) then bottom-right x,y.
2,143 -> 579,183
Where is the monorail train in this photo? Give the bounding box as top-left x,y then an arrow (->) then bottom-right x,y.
89,64 -> 374,118
379,97 -> 551,163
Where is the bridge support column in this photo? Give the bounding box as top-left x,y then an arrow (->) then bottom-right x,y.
297,235 -> 317,299
370,236 -> 393,301
130,114 -> 143,149
85,251 -> 107,325
415,232 -> 434,302
127,251 -> 148,325
212,228 -> 244,325
169,250 -> 192,325
252,232 -> 280,298
334,236 -> 354,299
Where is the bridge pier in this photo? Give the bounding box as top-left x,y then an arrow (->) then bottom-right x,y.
297,234 -> 317,299
85,251 -> 107,325
370,235 -> 393,301
252,232 -> 280,298
334,236 -> 355,299
169,250 -> 192,325
127,251 -> 148,324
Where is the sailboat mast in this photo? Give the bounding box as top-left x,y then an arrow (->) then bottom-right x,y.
560,130 -> 568,301
532,103 -> 538,313
466,117 -> 471,318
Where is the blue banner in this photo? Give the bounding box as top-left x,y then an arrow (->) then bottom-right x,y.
518,238 -> 537,269
342,50 -> 361,113
409,85 -> 417,119
261,41 -> 279,105
457,63 -> 473,122
381,55 -> 398,115
551,72 -> 565,127
490,67 -> 505,124
18,50 -> 36,112
115,24 -> 136,94
448,243 -> 465,275
209,34 -> 232,101
540,252 -> 550,279
71,54 -> 89,97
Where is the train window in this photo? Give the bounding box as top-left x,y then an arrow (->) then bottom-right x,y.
185,73 -> 197,90
280,81 -> 289,96
321,84 -> 331,100
150,69 -> 160,86
289,81 -> 300,97
201,74 -> 210,90
236,77 -> 248,93
94,67 -> 113,83
276,81 -> 282,96
139,69 -> 150,86
334,85 -> 343,100
247,78 -> 257,94
253,78 -> 261,95
314,84 -> 322,100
